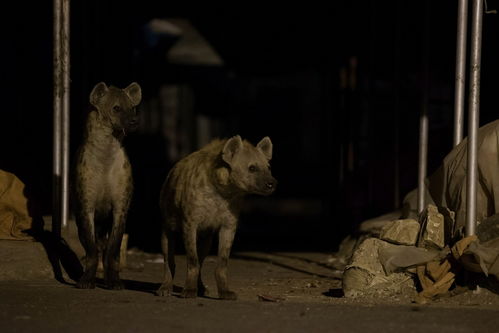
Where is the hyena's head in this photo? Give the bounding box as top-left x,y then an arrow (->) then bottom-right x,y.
221,135 -> 277,196
90,82 -> 142,134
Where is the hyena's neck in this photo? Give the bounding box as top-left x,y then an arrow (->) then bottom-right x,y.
212,167 -> 245,200
85,111 -> 124,156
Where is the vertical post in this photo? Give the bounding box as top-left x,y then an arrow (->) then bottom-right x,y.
53,0 -> 62,237
417,112 -> 429,214
454,0 -> 469,147
53,0 -> 70,236
417,0 -> 431,214
466,0 -> 483,237
61,0 -> 70,229
393,2 -> 401,209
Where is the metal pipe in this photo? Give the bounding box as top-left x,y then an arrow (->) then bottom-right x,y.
53,0 -> 71,235
53,0 -> 62,237
466,0 -> 484,237
417,111 -> 429,214
453,0 -> 469,147
61,0 -> 70,229
417,0 -> 431,215
393,1 -> 401,210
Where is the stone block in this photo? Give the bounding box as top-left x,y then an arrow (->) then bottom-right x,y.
380,219 -> 420,246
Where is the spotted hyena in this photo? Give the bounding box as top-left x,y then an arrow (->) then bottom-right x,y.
74,82 -> 141,290
156,135 -> 277,299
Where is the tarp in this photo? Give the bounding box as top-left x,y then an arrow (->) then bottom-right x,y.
402,119 -> 499,235
0,170 -> 38,240
428,119 -> 499,233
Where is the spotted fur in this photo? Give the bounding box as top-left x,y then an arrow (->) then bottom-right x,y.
74,82 -> 141,290
157,135 -> 277,299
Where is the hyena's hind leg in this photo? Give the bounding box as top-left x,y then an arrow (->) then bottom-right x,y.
76,211 -> 99,289
156,228 -> 176,296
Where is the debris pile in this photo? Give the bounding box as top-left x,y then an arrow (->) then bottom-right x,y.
335,120 -> 499,302
339,204 -> 499,303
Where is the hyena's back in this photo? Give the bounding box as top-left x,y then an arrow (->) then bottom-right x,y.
160,139 -> 226,231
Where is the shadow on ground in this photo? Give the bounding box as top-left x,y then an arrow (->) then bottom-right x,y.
35,230 -> 84,284
232,252 -> 342,280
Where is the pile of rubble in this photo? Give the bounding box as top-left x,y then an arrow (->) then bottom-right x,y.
334,205 -> 499,303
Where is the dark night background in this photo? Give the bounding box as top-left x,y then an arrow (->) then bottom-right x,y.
1,1 -> 499,253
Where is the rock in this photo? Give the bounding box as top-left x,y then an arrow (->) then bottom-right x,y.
419,205 -> 445,249
380,219 -> 420,246
342,238 -> 415,298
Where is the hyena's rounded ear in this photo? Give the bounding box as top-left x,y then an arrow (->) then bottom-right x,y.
257,136 -> 273,160
222,135 -> 243,165
89,82 -> 108,107
124,82 -> 142,106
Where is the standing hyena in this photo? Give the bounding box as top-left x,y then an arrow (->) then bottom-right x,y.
74,82 -> 141,290
157,135 -> 277,299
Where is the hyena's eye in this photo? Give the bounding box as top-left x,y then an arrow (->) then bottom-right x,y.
248,165 -> 258,173
113,105 -> 121,112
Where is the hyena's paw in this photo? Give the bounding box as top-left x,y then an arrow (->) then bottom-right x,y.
181,288 -> 198,298
219,290 -> 237,300
76,276 -> 96,289
156,284 -> 173,297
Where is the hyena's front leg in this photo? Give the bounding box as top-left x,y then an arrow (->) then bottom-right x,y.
182,222 -> 199,298
103,209 -> 126,290
156,228 -> 176,296
76,211 -> 98,289
216,224 -> 237,300
197,230 -> 214,297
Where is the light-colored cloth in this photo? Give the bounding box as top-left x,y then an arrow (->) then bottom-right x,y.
428,119 -> 499,232
0,170 -> 36,240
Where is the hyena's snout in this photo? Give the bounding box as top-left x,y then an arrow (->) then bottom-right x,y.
261,175 -> 277,195
120,111 -> 139,132
127,115 -> 139,130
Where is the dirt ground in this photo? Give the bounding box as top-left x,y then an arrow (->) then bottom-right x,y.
124,250 -> 499,308
2,248 -> 499,332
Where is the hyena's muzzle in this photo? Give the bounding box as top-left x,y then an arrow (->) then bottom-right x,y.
256,173 -> 277,196
112,105 -> 138,134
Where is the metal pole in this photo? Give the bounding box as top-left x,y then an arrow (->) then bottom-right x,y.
417,0 -> 431,214
417,112 -> 429,214
393,1 -> 401,210
53,0 -> 62,237
466,0 -> 483,237
453,0 -> 469,147
53,0 -> 70,236
61,0 -> 70,229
